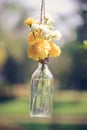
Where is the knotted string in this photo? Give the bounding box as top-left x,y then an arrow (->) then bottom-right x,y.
40,0 -> 45,24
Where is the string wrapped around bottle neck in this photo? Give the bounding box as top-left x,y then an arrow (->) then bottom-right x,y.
40,0 -> 45,24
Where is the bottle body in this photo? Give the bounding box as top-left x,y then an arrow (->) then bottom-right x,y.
30,63 -> 53,118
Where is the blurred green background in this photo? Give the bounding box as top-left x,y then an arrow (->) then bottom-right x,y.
0,0 -> 87,130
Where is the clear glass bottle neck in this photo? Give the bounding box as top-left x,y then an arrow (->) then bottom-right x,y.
38,62 -> 48,70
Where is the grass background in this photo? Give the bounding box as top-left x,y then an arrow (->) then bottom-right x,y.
0,99 -> 87,116
0,91 -> 87,116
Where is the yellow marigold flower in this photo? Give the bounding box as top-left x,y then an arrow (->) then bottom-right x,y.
49,41 -> 61,58
24,18 -> 35,26
28,39 -> 51,61
27,30 -> 41,45
28,46 -> 39,61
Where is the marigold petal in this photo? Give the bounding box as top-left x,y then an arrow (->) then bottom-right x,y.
49,41 -> 61,58
27,30 -> 41,45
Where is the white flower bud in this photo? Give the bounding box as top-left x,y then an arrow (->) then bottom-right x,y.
45,13 -> 54,23
51,30 -> 62,40
32,23 -> 40,31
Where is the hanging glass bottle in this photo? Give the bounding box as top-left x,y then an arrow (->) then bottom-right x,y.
30,62 -> 54,118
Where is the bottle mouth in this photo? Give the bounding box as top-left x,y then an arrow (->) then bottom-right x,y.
38,61 -> 48,72
38,57 -> 49,65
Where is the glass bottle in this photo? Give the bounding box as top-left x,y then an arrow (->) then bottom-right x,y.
30,63 -> 54,118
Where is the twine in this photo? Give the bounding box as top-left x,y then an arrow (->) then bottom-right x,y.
40,0 -> 45,24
